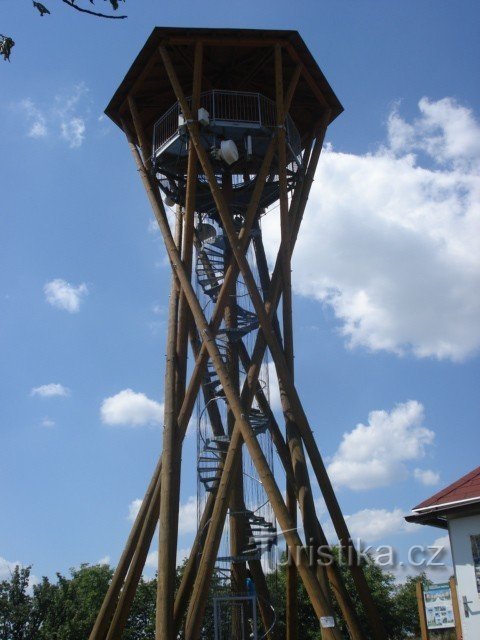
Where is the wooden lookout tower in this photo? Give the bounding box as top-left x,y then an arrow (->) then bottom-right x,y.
92,27 -> 387,640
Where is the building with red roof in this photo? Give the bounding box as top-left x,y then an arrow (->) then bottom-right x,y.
406,466 -> 480,639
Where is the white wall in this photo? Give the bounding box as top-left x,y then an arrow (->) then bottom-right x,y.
448,514 -> 480,640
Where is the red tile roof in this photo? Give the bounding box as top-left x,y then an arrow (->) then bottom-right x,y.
413,465 -> 480,511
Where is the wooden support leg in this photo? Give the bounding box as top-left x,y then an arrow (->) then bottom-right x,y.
174,487 -> 217,633
175,42 -> 203,407
88,457 -> 162,640
274,44 -> 299,640
106,471 -> 162,640
157,210 -> 182,640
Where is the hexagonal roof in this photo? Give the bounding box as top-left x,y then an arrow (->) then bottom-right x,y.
105,27 -> 343,149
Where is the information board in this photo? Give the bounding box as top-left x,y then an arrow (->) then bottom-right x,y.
423,583 -> 455,630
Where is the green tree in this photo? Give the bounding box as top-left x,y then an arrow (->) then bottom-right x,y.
266,549 -> 428,640
0,556 -> 432,639
393,574 -> 424,638
35,564 -> 113,640
0,565 -> 38,640
332,551 -> 401,638
122,576 -> 157,640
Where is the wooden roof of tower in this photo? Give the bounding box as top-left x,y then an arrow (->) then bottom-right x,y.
105,27 -> 343,149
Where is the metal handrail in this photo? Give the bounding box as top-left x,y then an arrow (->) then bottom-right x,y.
152,89 -> 301,161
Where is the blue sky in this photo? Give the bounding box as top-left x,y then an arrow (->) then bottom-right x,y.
1,1 -> 479,585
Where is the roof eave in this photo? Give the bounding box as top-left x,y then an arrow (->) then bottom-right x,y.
104,26 -> 343,130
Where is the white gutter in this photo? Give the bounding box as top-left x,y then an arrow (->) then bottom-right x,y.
413,495 -> 480,513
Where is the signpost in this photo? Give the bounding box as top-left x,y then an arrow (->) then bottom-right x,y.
423,583 -> 455,630
417,579 -> 463,639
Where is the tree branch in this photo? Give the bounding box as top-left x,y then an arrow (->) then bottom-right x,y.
60,0 -> 127,19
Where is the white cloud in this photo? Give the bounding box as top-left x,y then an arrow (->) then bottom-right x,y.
44,279 -> 88,313
388,97 -> 480,172
101,389 -> 164,427
414,468 -> 440,486
128,495 -> 197,535
54,82 -> 88,148
178,495 -> 197,535
41,417 -> 56,428
31,383 -> 70,398
392,533 -> 453,584
336,507 -> 417,543
145,550 -> 157,569
427,533 -> 453,582
263,97 -> 480,361
148,219 -> 160,235
265,361 -> 282,413
422,533 -> 453,583
147,547 -> 192,570
98,555 -> 110,566
20,98 -> 48,138
29,121 -> 48,138
152,303 -> 165,316
176,547 -> 192,565
327,401 -> 435,490
127,498 -> 143,522
60,117 -> 85,149
17,83 -> 89,148
432,533 -> 451,554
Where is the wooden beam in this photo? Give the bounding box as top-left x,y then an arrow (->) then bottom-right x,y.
119,48 -> 162,119
449,576 -> 463,640
120,109 -> 359,639
127,95 -> 151,168
88,458 -> 162,640
416,580 -> 429,640
275,43 -> 299,640
164,36 -> 288,48
175,41 -> 203,408
173,488 -> 217,633
105,470 -> 162,640
237,49 -> 273,91
286,43 -> 330,111
157,209 -> 182,640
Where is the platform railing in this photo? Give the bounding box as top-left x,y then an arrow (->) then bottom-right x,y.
152,90 -> 301,162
